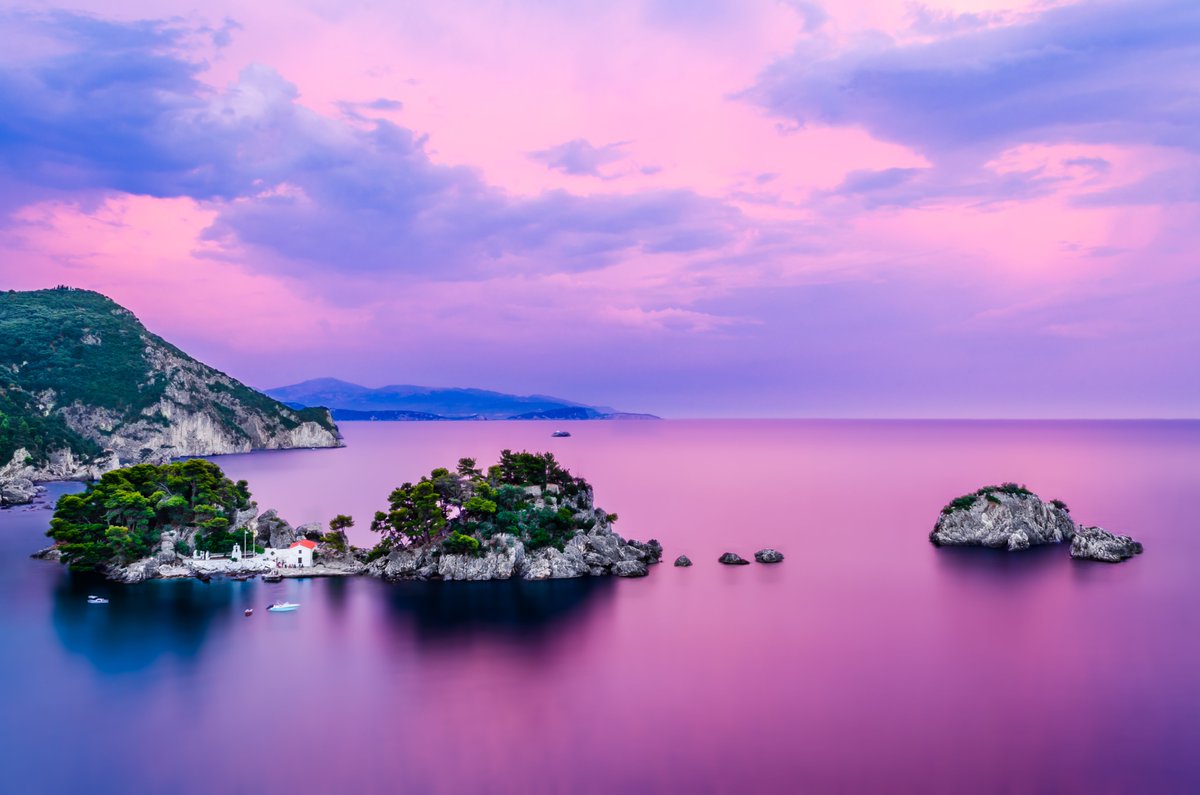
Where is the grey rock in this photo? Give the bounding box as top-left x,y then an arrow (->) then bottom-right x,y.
754,549 -> 784,563
296,522 -> 325,542
613,560 -> 648,577
0,476 -> 39,506
30,546 -> 62,561
378,547 -> 434,580
718,552 -> 750,565
929,488 -> 1076,551
1071,526 -> 1144,563
155,531 -> 180,563
233,504 -> 259,530
438,538 -> 525,581
674,555 -> 693,567
256,509 -> 297,549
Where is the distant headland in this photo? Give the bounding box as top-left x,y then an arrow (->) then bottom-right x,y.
266,377 -> 659,421
0,288 -> 341,508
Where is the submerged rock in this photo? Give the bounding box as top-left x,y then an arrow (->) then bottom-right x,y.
754,549 -> 784,564
674,555 -> 693,567
929,484 -> 1076,551
718,552 -> 750,565
1071,526 -> 1144,563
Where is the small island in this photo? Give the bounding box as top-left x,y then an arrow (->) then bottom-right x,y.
929,482 -> 1143,563
38,451 -> 662,582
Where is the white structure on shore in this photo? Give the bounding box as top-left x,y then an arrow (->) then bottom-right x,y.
260,540 -> 316,568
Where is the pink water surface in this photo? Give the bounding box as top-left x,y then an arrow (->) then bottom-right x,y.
7,420 -> 1199,794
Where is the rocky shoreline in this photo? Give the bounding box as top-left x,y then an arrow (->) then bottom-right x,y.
35,497 -> 664,584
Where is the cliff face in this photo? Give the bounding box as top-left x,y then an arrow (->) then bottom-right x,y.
0,288 -> 340,501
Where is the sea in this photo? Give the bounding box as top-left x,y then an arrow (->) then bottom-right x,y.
2,420 -> 1197,794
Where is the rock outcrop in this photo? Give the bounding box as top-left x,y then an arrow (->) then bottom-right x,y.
929,485 -> 1076,551
255,510 -> 297,549
718,552 -> 750,565
0,475 -> 39,506
674,555 -> 693,567
369,525 -> 662,583
930,483 -> 1142,564
1070,526 -> 1144,563
369,521 -> 662,582
754,549 -> 784,563
0,288 -> 341,498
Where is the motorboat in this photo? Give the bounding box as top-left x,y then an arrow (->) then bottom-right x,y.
551,430 -> 572,438
262,572 -> 283,582
87,595 -> 109,604
267,602 -> 300,612
244,608 -> 254,617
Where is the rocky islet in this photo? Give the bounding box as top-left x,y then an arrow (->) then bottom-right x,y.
930,483 -> 1143,564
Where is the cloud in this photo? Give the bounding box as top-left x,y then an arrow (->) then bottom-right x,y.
0,11 -> 746,277
748,0 -> 1200,161
782,1 -> 828,33
528,138 -> 630,177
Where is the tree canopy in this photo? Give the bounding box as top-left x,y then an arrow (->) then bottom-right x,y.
370,450 -> 599,554
48,459 -> 252,571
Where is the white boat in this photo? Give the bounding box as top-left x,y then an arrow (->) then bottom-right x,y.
551,430 -> 572,438
267,602 -> 300,612
87,595 -> 109,604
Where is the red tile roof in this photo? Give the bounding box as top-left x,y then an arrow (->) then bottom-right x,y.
290,540 -> 318,549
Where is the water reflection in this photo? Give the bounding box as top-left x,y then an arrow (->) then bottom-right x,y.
51,573 -> 243,673
382,576 -> 616,643
930,542 -> 1066,584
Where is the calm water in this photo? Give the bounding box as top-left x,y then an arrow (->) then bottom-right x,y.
2,420 -> 1199,794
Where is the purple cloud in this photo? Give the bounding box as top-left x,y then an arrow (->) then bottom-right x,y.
0,12 -> 746,278
748,0 -> 1200,161
528,139 -> 630,177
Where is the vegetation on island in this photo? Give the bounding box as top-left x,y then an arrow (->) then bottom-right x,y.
939,482 -> 1064,516
0,287 -> 336,468
47,459 -> 252,572
369,450 -> 605,558
321,514 -> 355,552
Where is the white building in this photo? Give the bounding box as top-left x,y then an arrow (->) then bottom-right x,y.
261,540 -> 316,568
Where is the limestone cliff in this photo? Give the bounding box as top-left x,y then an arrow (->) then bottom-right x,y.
0,287 -> 340,502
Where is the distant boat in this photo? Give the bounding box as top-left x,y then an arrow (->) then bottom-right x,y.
551,430 -> 572,438
267,602 -> 300,612
244,608 -> 254,617
86,595 -> 108,604
262,572 -> 283,582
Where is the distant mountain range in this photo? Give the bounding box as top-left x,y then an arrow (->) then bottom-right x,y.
266,378 -> 658,421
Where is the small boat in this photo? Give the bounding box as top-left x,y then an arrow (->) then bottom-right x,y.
267,602 -> 300,612
551,430 -> 572,438
262,572 -> 283,582
244,608 -> 254,617
87,595 -> 109,604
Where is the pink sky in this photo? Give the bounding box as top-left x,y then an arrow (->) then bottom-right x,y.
0,0 -> 1197,417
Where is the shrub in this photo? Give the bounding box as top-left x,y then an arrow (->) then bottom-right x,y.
442,531 -> 481,555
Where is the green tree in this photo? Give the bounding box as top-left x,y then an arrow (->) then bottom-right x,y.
371,480 -> 447,544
